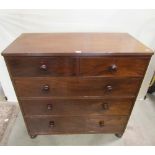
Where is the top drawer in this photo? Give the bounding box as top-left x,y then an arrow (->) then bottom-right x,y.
5,57 -> 78,77
80,57 -> 150,77
5,56 -> 150,77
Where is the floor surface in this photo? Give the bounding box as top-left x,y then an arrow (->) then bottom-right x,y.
6,95 -> 155,146
0,102 -> 19,145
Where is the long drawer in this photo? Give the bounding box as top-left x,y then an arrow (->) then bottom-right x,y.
21,98 -> 134,116
26,115 -> 128,134
14,77 -> 141,97
80,57 -> 150,77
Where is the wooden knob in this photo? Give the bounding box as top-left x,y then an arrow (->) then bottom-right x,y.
47,104 -> 52,110
109,64 -> 117,72
43,85 -> 49,91
102,103 -> 109,110
99,121 -> 104,127
106,85 -> 112,91
49,121 -> 54,128
40,64 -> 47,71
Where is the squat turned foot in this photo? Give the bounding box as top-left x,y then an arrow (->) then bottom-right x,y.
30,134 -> 37,139
115,133 -> 123,138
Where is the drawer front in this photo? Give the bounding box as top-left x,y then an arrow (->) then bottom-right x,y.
26,116 -> 127,134
6,57 -> 78,77
80,57 -> 150,77
15,77 -> 141,97
21,98 -> 133,116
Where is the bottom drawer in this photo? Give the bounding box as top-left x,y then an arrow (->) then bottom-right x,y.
26,116 -> 128,134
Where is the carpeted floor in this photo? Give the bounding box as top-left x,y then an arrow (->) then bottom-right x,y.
0,102 -> 19,145
2,94 -> 155,146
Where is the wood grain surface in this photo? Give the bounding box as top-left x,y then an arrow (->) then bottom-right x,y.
2,33 -> 153,56
26,115 -> 128,134
2,33 -> 153,137
14,77 -> 141,97
21,98 -> 134,116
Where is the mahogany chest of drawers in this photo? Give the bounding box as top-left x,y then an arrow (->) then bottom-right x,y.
2,33 -> 153,138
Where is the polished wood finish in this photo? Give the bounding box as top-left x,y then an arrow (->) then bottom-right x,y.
80,57 -> 150,77
21,98 -> 134,116
6,57 -> 78,77
2,33 -> 153,56
6,56 -> 150,77
26,115 -> 128,134
2,33 -> 153,138
14,77 -> 141,97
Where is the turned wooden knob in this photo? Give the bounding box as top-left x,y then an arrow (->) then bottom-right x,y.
40,64 -> 47,71
109,64 -> 117,72
102,103 -> 109,110
99,121 -> 105,127
47,104 -> 52,110
106,85 -> 113,91
49,121 -> 55,128
43,85 -> 49,91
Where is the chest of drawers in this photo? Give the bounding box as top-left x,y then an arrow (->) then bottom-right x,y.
2,33 -> 153,138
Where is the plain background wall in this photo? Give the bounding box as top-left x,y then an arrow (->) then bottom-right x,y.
0,9 -> 155,102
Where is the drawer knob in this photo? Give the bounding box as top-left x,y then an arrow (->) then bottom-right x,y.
102,103 -> 109,110
40,64 -> 47,71
49,121 -> 55,128
43,85 -> 49,91
47,104 -> 52,110
106,85 -> 113,91
99,121 -> 104,127
109,64 -> 117,72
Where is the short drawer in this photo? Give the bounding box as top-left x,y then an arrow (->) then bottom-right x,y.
80,57 -> 150,77
6,56 -> 78,77
21,98 -> 134,116
14,77 -> 141,97
26,115 -> 127,134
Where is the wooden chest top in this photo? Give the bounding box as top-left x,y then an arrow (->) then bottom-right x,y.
2,33 -> 153,56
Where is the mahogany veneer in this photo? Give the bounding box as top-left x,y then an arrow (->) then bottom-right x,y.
2,33 -> 153,138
